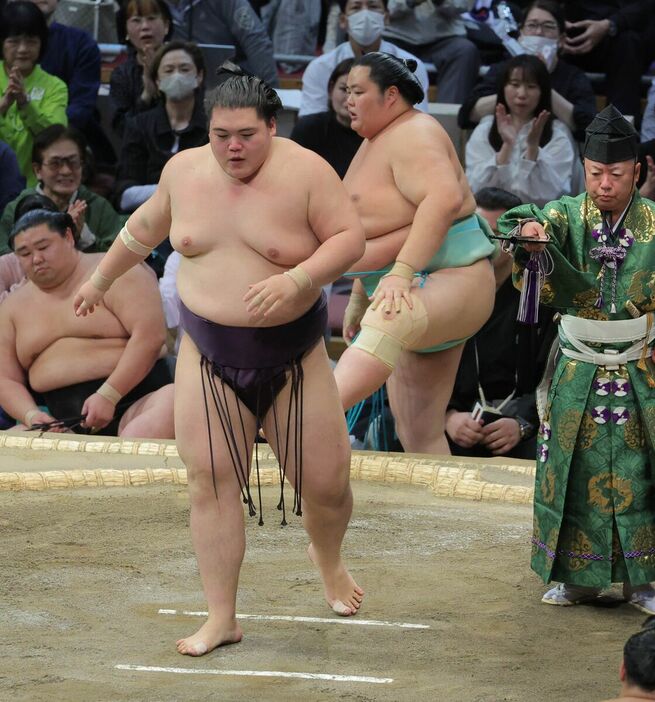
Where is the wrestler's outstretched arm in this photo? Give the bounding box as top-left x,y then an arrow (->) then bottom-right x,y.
73,159 -> 174,317
244,153 -> 365,319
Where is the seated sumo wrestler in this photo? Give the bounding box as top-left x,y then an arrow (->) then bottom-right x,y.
0,199 -> 174,437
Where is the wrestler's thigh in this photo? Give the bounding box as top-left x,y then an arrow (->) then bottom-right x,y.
262,341 -> 351,499
117,383 -> 175,437
174,335 -> 257,486
409,259 -> 495,351
387,343 -> 464,445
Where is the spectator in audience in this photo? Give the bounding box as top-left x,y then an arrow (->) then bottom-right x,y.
642,79 -> 655,143
299,0 -> 429,117
261,0 -> 321,73
459,0 -> 596,142
22,0 -> 99,130
638,144 -> 655,201
114,41 -> 207,215
110,0 -> 173,138
601,620 -> 655,701
0,124 -> 126,254
0,202 -> 175,437
382,0 -> 480,104
167,0 -> 279,86
561,1 -> 654,125
445,186 -> 556,460
0,139 -> 25,210
465,54 -> 576,207
22,0 -> 115,166
0,1 -> 67,186
291,58 -> 363,178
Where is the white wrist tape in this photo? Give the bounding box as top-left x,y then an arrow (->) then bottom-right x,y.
96,382 -> 121,406
284,265 -> 313,290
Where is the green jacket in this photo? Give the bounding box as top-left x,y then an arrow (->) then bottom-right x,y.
0,184 -> 127,254
0,64 -> 68,187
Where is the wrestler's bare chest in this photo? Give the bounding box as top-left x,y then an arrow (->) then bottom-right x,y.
169,169 -> 317,264
14,290 -> 127,370
344,138 -> 415,237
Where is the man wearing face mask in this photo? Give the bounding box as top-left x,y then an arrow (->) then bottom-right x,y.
458,0 -> 596,142
299,0 -> 429,118
382,0 -> 480,104
115,41 -> 208,221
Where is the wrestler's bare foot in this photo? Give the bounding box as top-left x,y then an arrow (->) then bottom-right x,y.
307,543 -> 364,616
176,617 -> 243,656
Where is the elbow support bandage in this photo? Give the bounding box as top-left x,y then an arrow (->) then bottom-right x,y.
119,225 -> 154,257
352,294 -> 428,370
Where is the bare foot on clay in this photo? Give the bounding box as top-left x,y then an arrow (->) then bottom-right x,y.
308,543 -> 364,616
176,617 -> 243,656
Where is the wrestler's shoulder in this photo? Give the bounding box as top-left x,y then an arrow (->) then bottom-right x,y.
0,280 -> 33,319
390,111 -> 447,142
160,144 -> 211,175
271,137 -> 338,175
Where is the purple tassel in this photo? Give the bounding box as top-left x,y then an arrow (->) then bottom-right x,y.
518,254 -> 541,324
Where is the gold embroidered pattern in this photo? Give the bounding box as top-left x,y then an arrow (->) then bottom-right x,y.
623,414 -> 645,451
588,472 -> 634,515
540,467 -> 556,504
557,408 -> 583,452
630,524 -> 655,565
577,412 -> 598,451
560,526 -> 593,571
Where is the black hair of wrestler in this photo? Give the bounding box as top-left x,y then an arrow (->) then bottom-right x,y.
9,202 -> 78,251
204,60 -> 282,125
623,625 -> 655,691
351,52 -> 424,107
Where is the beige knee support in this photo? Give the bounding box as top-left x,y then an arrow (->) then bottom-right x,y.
352,295 -> 428,370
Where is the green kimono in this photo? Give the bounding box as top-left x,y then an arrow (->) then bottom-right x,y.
498,191 -> 655,588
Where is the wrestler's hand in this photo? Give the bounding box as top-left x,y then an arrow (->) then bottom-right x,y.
22,410 -> 68,433
81,393 -> 115,432
343,290 -> 370,345
520,221 -> 548,253
445,411 -> 484,448
244,272 -> 299,319
73,280 -> 105,316
370,275 -> 413,319
480,417 -> 521,456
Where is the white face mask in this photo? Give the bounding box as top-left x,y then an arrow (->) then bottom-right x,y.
158,72 -> 198,101
518,35 -> 558,72
347,9 -> 385,47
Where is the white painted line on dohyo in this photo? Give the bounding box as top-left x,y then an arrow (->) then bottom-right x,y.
158,608 -> 430,629
115,664 -> 394,684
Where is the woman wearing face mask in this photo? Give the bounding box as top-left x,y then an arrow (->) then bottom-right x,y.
110,0 -> 173,138
465,54 -> 576,207
458,0 -> 596,142
114,41 -> 207,217
291,59 -> 363,179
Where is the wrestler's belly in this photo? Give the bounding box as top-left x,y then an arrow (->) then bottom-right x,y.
28,338 -> 127,393
176,249 -> 322,327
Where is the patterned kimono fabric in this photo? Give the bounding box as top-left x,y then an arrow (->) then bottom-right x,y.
499,191 -> 655,588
